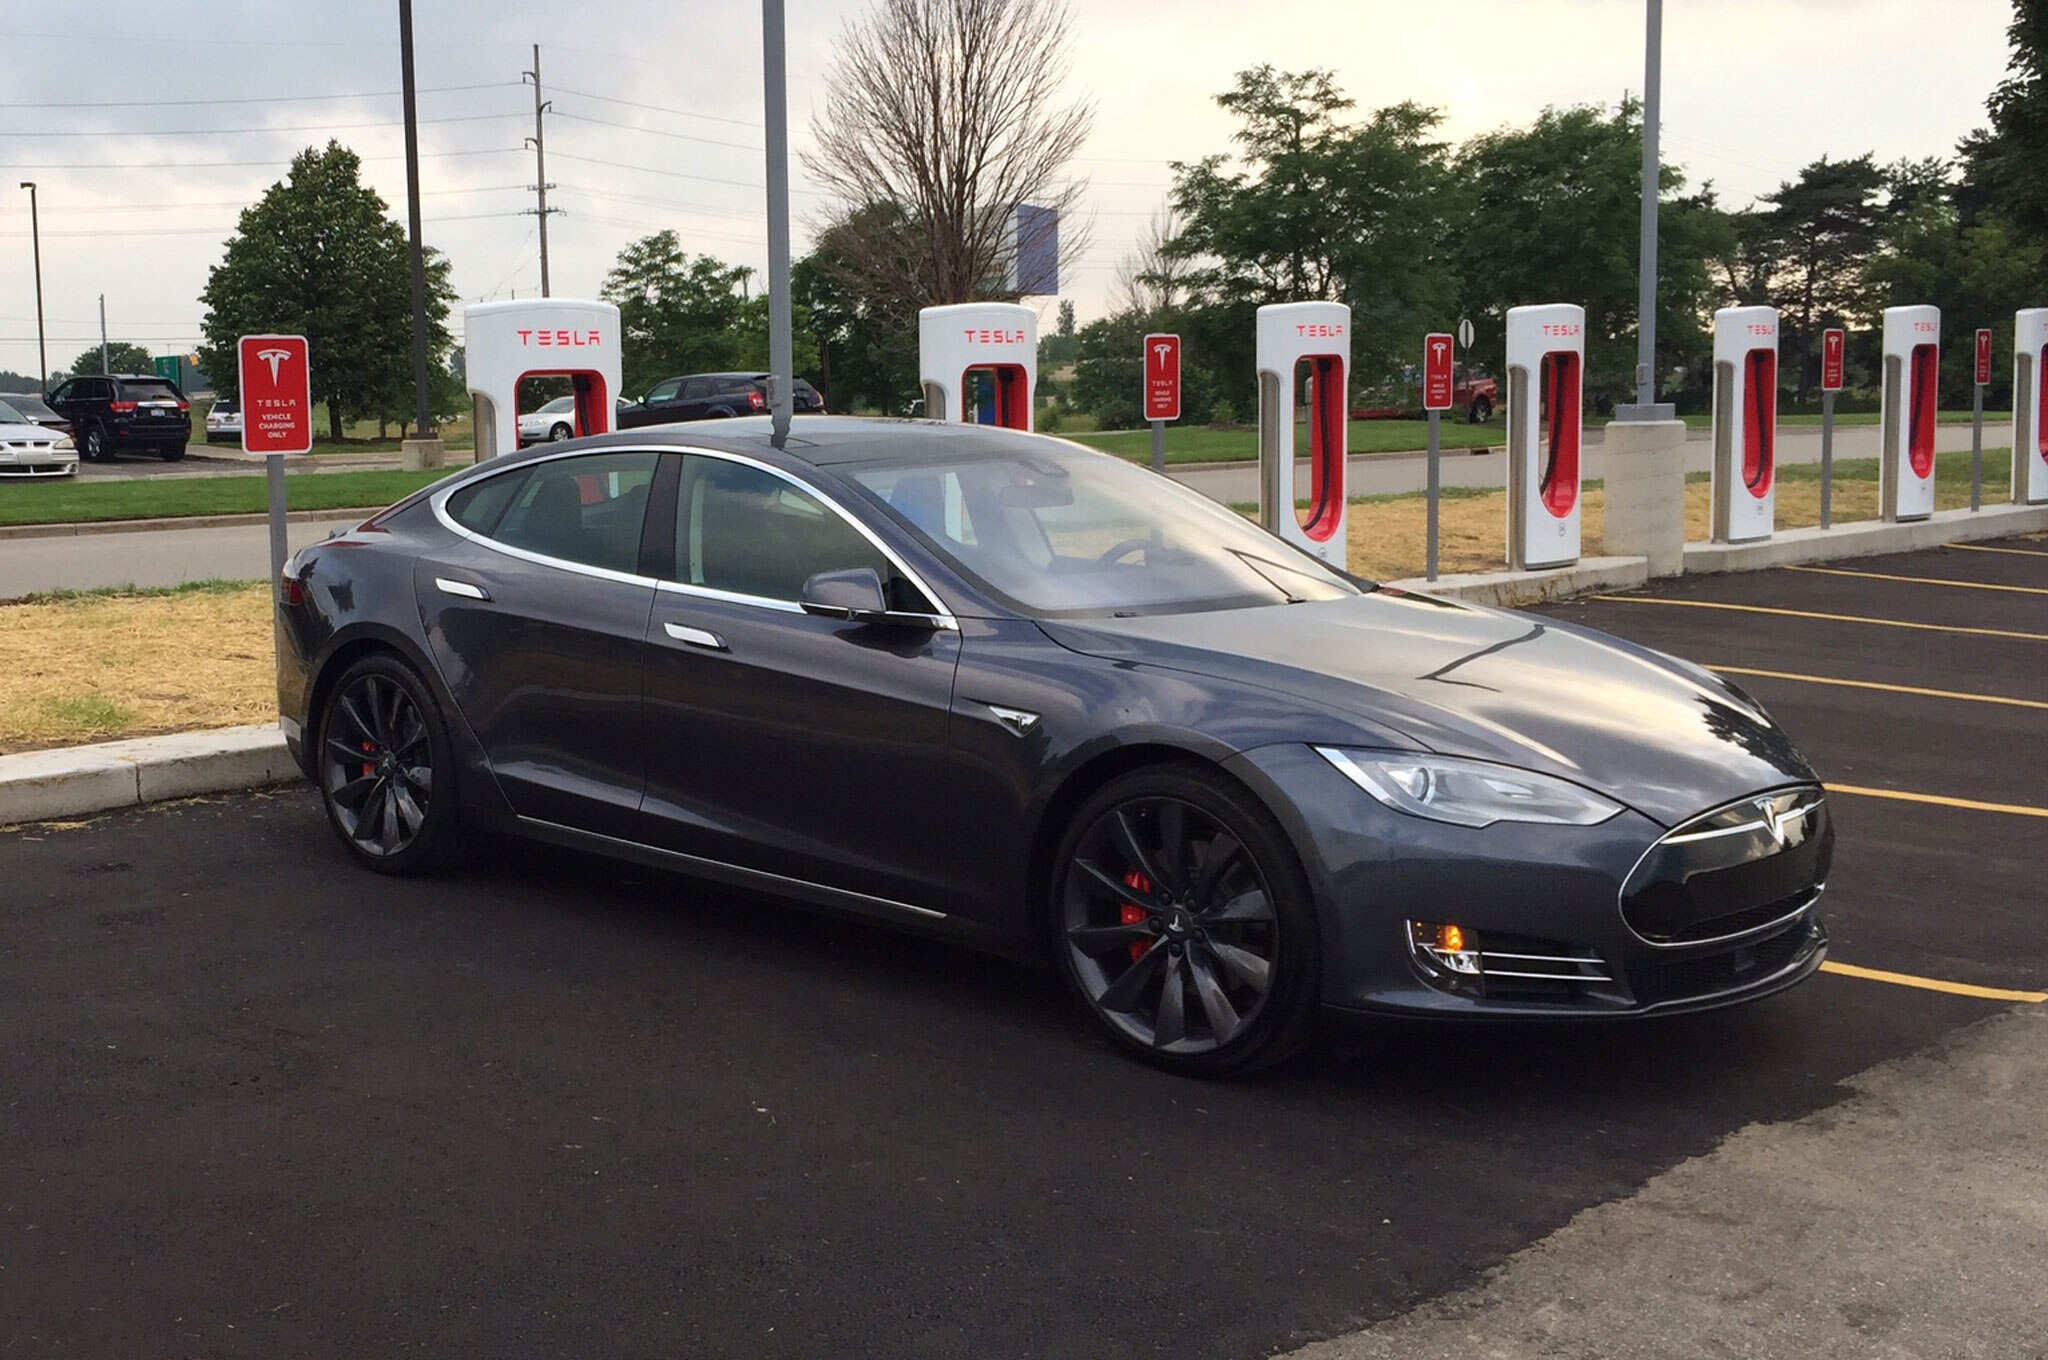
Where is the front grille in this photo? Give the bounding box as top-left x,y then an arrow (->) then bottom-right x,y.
1623,787 -> 1833,944
1627,920 -> 1816,1006
1476,930 -> 1612,1002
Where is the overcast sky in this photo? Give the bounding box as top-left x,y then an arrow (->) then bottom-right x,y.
0,0 -> 2016,377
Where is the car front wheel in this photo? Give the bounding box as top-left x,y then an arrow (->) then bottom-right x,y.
82,424 -> 107,462
158,442 -> 186,461
1053,764 -> 1320,1077
549,422 -> 571,441
317,654 -> 466,876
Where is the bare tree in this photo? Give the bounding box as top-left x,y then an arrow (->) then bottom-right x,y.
1112,205 -> 1190,316
803,0 -> 1093,320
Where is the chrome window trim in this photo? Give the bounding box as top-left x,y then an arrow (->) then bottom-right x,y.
430,445 -> 666,590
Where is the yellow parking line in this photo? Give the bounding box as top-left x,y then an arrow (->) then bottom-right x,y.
1946,542 -> 2048,558
1784,565 -> 2048,596
1821,961 -> 2048,1004
1709,665 -> 2048,711
1825,783 -> 2048,819
1585,595 -> 2048,642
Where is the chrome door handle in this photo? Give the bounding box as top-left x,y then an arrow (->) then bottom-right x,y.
435,577 -> 490,601
663,621 -> 728,651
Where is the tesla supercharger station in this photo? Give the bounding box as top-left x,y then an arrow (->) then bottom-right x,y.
464,298 -> 621,461
918,302 -> 1035,430
1255,301 -> 1349,569
2014,308 -> 2048,504
1505,304 -> 1584,569
1879,304 -> 1941,522
1709,305 -> 1779,544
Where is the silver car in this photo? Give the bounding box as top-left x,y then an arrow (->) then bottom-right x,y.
0,397 -> 78,477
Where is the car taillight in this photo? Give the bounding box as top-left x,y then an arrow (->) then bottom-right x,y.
109,400 -> 137,413
749,390 -> 765,411
177,400 -> 190,411
279,571 -> 305,606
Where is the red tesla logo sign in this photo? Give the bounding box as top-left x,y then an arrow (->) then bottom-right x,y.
238,334 -> 312,455
1422,332 -> 1455,411
1144,333 -> 1181,422
1820,328 -> 1846,392
1975,328 -> 1993,386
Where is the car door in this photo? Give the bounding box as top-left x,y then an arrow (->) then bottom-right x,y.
635,450 -> 964,911
416,448 -> 665,838
673,378 -> 716,420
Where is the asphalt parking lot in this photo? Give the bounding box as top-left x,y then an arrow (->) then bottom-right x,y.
4,534 -> 2043,1358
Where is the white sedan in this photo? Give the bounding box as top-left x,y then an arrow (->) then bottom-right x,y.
0,397 -> 78,477
517,395 -> 579,446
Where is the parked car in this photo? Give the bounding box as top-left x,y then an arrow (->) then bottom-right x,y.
0,397 -> 79,477
518,395 -> 579,446
3,391 -> 70,435
205,399 -> 243,444
617,373 -> 825,429
1351,366 -> 1498,424
278,417 -> 1831,1077
46,372 -> 191,461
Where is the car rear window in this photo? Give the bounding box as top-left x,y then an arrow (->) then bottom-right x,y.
119,380 -> 182,402
446,468 -> 533,536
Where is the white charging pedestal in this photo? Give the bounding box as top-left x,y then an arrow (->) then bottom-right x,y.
1505,304 -> 1585,569
464,298 -> 622,461
1254,302 -> 1350,570
1709,305 -> 1780,544
2013,308 -> 2048,505
1879,304 -> 1941,522
918,303 -> 1036,430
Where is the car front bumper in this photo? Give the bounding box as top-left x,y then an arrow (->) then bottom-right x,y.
1226,744 -> 1829,1022
0,454 -> 79,477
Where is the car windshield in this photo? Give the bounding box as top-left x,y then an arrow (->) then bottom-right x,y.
0,399 -> 26,424
845,439 -> 1365,618
535,396 -> 575,414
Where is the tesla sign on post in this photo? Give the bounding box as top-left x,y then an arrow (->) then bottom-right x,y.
1973,327 -> 1993,511
1422,332 -> 1454,581
240,333 -> 312,618
1143,332 -> 1180,472
1819,327 -> 1845,529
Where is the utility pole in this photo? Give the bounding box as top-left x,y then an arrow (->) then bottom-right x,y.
398,0 -> 435,438
762,0 -> 793,446
19,182 -> 45,390
522,44 -> 558,297
99,294 -> 109,373
1617,0 -> 1671,421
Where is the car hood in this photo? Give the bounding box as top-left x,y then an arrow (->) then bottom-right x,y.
0,421 -> 64,442
1039,588 -> 1817,827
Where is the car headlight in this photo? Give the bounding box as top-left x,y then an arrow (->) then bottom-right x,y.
1314,747 -> 1623,829
53,436 -> 75,451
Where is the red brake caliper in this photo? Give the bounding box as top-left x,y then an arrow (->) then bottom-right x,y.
361,741 -> 376,778
1121,869 -> 1153,961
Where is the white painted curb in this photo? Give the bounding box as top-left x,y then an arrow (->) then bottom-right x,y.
0,724 -> 295,826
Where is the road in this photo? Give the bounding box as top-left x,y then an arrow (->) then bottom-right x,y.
4,540 -> 2043,1357
0,421 -> 2013,599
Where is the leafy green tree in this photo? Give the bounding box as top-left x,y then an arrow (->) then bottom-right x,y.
1960,1 -> 2048,237
793,215 -> 921,413
1452,99 -> 1728,411
67,342 -> 154,378
600,231 -> 753,399
1056,299 -> 1076,337
1867,207 -> 2048,405
1748,154 -> 1887,401
198,141 -> 455,440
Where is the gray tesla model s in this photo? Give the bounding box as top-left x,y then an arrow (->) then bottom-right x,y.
278,417 -> 1831,1076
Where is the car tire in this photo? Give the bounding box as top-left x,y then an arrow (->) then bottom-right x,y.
82,423 -> 107,462
1051,763 -> 1321,1077
549,422 -> 572,441
316,653 -> 468,877
1469,398 -> 1492,424
158,442 -> 186,462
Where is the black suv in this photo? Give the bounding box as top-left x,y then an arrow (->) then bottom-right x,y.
616,372 -> 825,429
47,373 -> 191,461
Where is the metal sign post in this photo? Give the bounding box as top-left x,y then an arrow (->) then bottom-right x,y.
1819,327 -> 1845,529
1973,327 -> 1992,512
239,335 -> 312,675
1143,333 -> 1180,474
1422,332 -> 1455,580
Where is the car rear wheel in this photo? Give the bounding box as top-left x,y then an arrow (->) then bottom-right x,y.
317,654 -> 466,876
549,422 -> 572,441
158,442 -> 186,462
1053,764 -> 1320,1077
82,424 -> 107,462
1469,397 -> 1492,423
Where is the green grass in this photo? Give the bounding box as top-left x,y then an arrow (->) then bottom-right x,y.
0,469 -> 450,527
37,693 -> 134,737
7,578 -> 261,605
1068,418 -> 1505,465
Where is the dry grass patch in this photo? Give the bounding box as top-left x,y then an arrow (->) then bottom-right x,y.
0,583 -> 274,754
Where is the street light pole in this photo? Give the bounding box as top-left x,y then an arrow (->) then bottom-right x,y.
761,0 -> 793,447
398,0 -> 435,438
1618,0 -> 1671,421
19,182 -> 46,391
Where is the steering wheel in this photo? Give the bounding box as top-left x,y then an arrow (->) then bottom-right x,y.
1096,537 -> 1150,565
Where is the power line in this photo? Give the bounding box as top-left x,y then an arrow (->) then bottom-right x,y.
0,82 -> 518,110
550,149 -> 825,196
21,184 -> 533,215
545,84 -> 761,130
0,112 -> 523,138
551,109 -> 761,153
0,210 -> 527,240
0,147 -> 520,171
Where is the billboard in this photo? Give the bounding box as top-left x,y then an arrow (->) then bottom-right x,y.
1010,204 -> 1059,296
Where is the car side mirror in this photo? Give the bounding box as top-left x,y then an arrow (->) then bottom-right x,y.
800,567 -> 890,622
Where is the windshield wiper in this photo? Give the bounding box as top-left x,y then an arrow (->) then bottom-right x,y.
1226,548 -> 1316,603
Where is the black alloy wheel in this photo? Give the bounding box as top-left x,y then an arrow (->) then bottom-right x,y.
1056,766 -> 1319,1076
318,654 -> 465,875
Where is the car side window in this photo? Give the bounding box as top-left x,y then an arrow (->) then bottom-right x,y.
484,451 -> 659,574
645,379 -> 681,405
445,467 -> 533,536
48,381 -> 73,404
673,454 -> 932,611
680,378 -> 711,402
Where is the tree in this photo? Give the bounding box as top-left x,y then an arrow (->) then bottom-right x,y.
1056,299 -> 1076,338
67,342 -> 154,378
794,209 -> 923,413
600,231 -> 750,398
1453,100 -> 1728,410
1961,1 -> 2048,237
198,141 -> 455,440
1867,207 -> 2048,405
803,0 -> 1093,319
1750,155 -> 1886,400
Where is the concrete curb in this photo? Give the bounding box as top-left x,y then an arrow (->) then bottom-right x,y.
1681,502 -> 2048,573
0,725 -> 295,826
0,507 -> 388,542
1383,555 -> 1651,609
